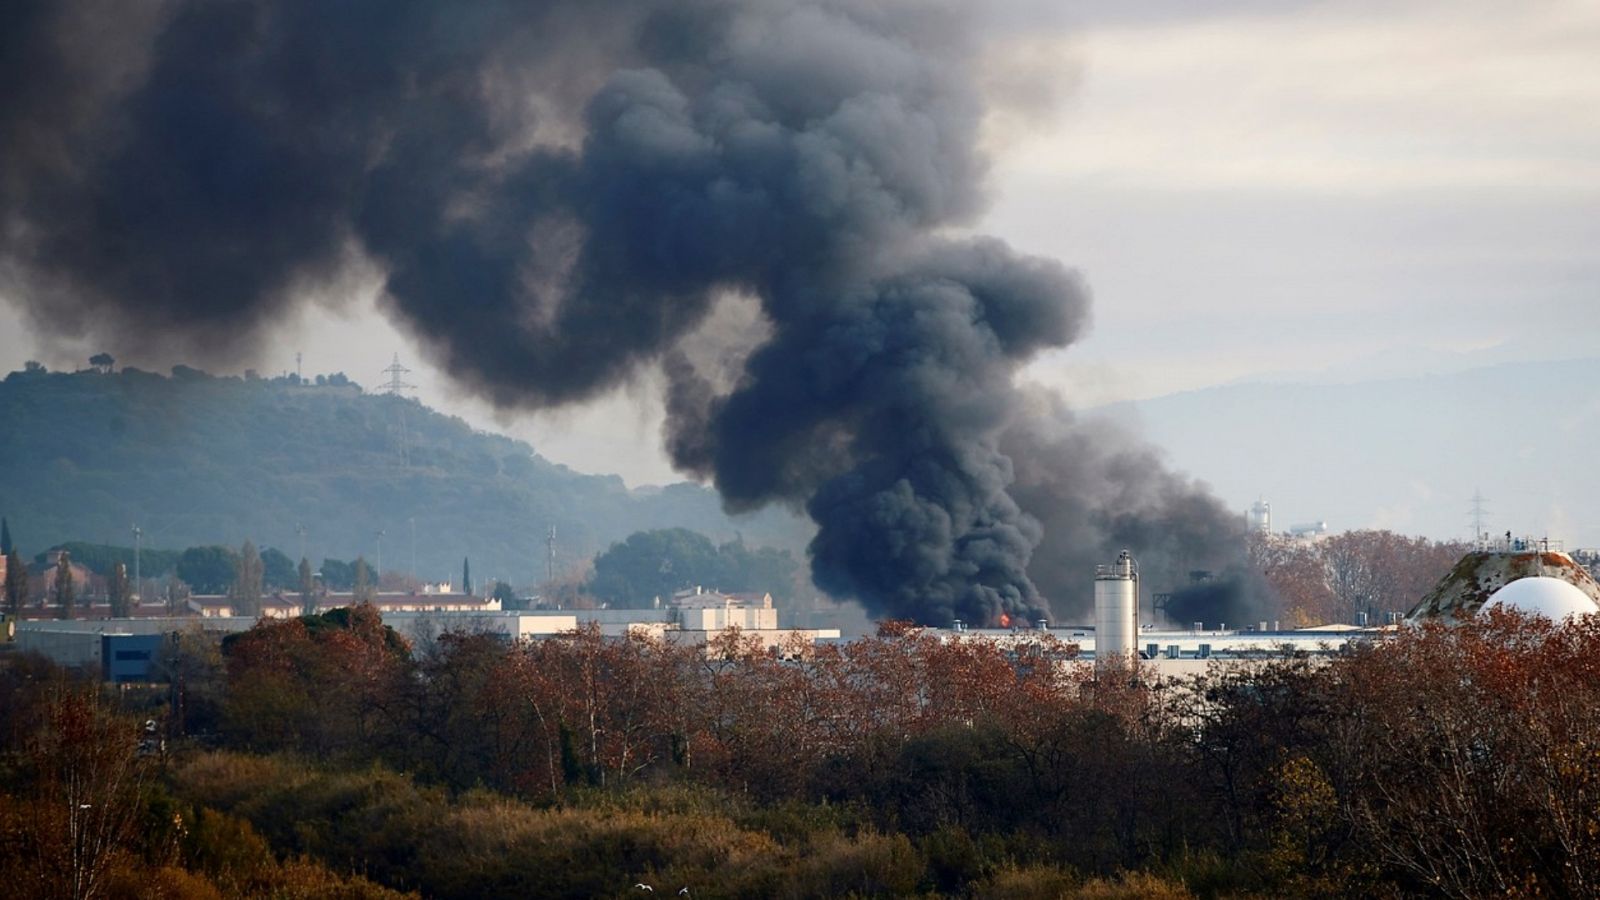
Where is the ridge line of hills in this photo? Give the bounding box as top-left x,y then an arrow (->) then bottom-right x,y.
0,363 -> 812,590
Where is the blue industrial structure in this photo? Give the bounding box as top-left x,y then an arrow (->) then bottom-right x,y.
101,633 -> 164,683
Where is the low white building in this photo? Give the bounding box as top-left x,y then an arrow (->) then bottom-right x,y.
188,591 -> 502,619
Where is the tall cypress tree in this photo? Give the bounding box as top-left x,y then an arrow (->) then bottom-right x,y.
0,517 -> 11,556
54,551 -> 75,619
233,540 -> 264,617
298,557 -> 316,615
3,549 -> 25,617
353,557 -> 375,604
108,561 -> 131,617
462,557 -> 472,596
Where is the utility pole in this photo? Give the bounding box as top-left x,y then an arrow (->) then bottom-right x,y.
131,524 -> 142,602
375,529 -> 386,581
409,517 -> 417,583
545,525 -> 556,586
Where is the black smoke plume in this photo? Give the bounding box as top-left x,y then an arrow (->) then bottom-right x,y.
1157,569 -> 1276,632
1,0 -> 1240,625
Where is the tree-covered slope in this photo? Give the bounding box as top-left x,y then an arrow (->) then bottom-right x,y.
0,365 -> 810,586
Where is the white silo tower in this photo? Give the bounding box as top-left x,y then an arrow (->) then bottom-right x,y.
1094,550 -> 1139,665
1246,499 -> 1272,535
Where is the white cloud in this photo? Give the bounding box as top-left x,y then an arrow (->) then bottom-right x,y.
988,0 -> 1600,192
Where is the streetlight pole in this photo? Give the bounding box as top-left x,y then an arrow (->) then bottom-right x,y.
132,525 -> 142,602
375,529 -> 386,582
295,523 -> 307,565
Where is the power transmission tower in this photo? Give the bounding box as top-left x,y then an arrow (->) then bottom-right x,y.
379,353 -> 415,466
379,353 -> 415,396
1468,490 -> 1490,545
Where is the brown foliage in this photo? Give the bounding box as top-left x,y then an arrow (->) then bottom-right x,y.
221,605 -> 412,758
1320,611 -> 1600,898
0,686 -> 152,900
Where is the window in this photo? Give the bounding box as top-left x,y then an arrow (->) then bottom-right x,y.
114,650 -> 151,662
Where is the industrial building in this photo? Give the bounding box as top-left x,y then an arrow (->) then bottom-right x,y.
11,590 -> 840,679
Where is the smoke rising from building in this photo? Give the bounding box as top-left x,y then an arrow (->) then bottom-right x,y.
0,0 -> 1244,625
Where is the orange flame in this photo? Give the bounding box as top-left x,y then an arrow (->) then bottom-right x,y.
998,612 -> 1011,628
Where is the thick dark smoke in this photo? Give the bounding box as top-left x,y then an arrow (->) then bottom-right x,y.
1,0 -> 1241,626
1003,393 -> 1247,620
1158,570 -> 1276,632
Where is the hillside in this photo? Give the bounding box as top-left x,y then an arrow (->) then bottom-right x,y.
0,365 -> 811,586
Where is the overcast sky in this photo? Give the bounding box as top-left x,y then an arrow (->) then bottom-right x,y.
3,0 -> 1596,536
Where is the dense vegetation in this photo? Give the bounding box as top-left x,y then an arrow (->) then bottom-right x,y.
3,608 -> 1595,898
0,364 -> 809,591
588,527 -> 803,606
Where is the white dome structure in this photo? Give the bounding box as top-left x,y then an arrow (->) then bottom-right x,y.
1482,577 -> 1599,621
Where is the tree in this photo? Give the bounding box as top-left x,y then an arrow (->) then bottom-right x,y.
164,578 -> 191,616
319,558 -> 355,591
590,529 -> 720,606
7,687 -> 154,898
352,557 -> 375,604
107,561 -> 131,617
221,606 -> 412,757
1,516 -> 11,555
54,551 -> 75,619
88,352 -> 115,373
4,549 -> 26,618
232,540 -> 264,618
260,546 -> 296,589
298,557 -> 316,616
462,557 -> 472,596
490,580 -> 516,607
177,545 -> 239,594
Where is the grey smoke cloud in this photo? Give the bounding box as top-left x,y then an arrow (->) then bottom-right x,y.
0,0 -> 1242,624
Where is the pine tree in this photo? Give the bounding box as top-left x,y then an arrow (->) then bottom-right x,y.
232,540 -> 264,617
108,561 -> 131,617
463,556 -> 472,596
0,517 -> 11,556
298,557 -> 316,616
54,551 -> 75,619
3,549 -> 25,618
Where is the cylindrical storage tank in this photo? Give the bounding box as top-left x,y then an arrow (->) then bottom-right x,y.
1094,550 -> 1138,665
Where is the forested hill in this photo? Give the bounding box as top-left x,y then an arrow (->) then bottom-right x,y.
0,364 -> 810,586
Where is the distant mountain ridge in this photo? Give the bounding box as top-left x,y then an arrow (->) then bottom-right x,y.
0,365 -> 811,586
1104,356 -> 1600,547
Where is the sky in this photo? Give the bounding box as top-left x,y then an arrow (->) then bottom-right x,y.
3,0 -> 1596,539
